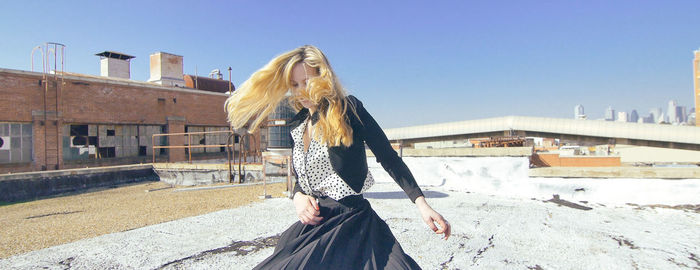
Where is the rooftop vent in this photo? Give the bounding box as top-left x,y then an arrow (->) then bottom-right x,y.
148,51 -> 185,87
95,51 -> 134,79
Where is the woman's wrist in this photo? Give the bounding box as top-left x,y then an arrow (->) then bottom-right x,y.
415,196 -> 430,210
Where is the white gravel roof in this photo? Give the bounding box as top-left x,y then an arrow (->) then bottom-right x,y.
1,157 -> 698,269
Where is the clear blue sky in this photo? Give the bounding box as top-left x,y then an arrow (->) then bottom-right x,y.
1,1 -> 698,128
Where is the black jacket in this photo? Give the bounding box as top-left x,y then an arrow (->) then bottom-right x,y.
290,95 -> 424,203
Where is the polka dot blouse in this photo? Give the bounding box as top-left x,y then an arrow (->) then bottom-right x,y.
291,118 -> 374,200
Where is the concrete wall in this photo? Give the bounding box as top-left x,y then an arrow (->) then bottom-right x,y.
615,144 -> 700,164
530,166 -> 700,179
148,52 -> 185,87
153,163 -> 264,186
100,58 -> 130,79
0,164 -> 157,202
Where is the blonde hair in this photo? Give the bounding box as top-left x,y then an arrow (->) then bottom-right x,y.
224,45 -> 355,147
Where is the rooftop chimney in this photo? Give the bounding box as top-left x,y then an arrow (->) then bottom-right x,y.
148,51 -> 185,87
95,51 -> 134,79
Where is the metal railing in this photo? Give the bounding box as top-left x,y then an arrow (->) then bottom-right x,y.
151,130 -> 262,183
261,154 -> 293,198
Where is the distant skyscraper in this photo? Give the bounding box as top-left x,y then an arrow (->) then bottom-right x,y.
695,49 -> 699,126
574,104 -> 586,119
616,111 -> 628,122
604,106 -> 615,121
667,100 -> 679,124
678,106 -> 687,124
689,107 -> 696,125
629,110 -> 639,123
650,108 -> 662,123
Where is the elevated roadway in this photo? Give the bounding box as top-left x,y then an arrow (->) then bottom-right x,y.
384,116 -> 700,151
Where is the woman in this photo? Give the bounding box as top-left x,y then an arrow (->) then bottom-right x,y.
225,45 -> 450,269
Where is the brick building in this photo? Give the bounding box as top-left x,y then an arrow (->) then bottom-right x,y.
0,50 -> 263,174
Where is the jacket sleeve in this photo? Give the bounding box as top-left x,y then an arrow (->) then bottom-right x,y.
292,159 -> 305,196
350,96 -> 424,203
293,180 -> 305,197
288,126 -> 306,197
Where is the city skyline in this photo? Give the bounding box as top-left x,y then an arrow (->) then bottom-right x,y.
1,1 -> 699,128
575,99 -> 695,125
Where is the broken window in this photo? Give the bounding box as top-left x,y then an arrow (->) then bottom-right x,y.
0,122 -> 33,163
63,124 -> 165,160
185,126 -> 230,154
98,147 -> 115,158
70,125 -> 88,136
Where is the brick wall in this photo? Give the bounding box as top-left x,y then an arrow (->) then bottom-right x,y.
0,69 -> 239,173
531,153 -> 621,167
559,156 -> 621,167
530,153 -> 561,167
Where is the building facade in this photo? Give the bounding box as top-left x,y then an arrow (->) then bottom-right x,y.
0,50 -> 261,174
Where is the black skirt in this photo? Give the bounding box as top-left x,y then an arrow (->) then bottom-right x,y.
254,195 -> 421,270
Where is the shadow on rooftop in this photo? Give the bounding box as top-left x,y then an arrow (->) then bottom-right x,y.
364,190 -> 449,199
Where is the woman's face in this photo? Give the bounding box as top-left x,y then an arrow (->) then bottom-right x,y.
290,62 -> 318,109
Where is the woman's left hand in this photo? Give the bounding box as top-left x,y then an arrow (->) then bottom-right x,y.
415,196 -> 451,240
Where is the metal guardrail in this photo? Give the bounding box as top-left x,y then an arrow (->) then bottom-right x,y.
151,130 -> 262,183
261,154 -> 293,199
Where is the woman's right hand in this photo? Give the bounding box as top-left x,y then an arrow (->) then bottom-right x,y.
293,192 -> 323,225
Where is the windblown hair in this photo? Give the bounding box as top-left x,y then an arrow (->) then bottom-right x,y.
224,45 -> 356,147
